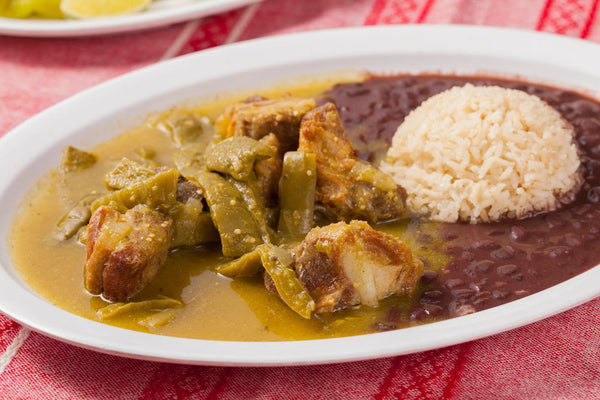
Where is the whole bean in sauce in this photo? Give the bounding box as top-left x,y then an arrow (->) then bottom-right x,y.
325,75 -> 600,321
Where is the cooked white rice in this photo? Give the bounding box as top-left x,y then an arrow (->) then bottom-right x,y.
380,84 -> 583,223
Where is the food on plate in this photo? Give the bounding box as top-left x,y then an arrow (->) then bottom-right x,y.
0,0 -> 151,19
277,151 -> 316,237
0,0 -> 63,19
381,84 -> 583,223
60,0 -> 151,19
59,146 -> 97,172
10,73 -> 600,341
291,220 -> 423,314
299,103 -> 407,223
84,205 -> 172,302
220,243 -> 317,319
217,96 -> 316,153
78,97 -> 417,314
220,220 -> 423,318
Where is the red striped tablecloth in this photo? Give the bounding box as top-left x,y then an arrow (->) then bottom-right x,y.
2,1 -> 600,398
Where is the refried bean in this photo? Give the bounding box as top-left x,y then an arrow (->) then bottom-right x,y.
323,75 -> 600,324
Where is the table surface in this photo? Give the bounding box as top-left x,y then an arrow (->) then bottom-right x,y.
2,0 -> 600,399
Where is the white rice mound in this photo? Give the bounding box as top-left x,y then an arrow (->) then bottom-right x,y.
380,84 -> 583,223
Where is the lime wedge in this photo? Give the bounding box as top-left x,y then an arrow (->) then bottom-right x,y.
60,0 -> 151,18
1,0 -> 63,19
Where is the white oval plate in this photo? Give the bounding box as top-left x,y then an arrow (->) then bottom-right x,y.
2,25 -> 600,366
0,0 -> 260,37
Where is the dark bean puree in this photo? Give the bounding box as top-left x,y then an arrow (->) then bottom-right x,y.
323,75 -> 600,326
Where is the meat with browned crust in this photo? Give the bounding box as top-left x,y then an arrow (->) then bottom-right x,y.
292,220 -> 423,313
217,97 -> 315,153
298,102 -> 407,223
84,205 -> 172,302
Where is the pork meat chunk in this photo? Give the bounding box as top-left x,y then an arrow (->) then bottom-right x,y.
293,220 -> 423,313
217,97 -> 315,153
84,205 -> 172,302
176,175 -> 203,203
298,103 -> 407,223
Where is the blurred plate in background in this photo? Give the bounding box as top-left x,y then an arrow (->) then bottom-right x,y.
0,0 -> 260,37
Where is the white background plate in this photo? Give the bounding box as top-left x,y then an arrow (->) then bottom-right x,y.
1,25 -> 600,366
0,0 -> 260,37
